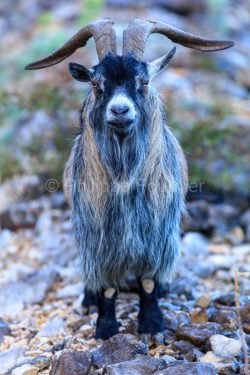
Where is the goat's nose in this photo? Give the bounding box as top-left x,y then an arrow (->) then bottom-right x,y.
111,104 -> 129,116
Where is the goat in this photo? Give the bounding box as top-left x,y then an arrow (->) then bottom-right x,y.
26,19 -> 234,340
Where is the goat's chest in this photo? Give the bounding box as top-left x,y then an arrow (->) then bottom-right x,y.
102,189 -> 159,249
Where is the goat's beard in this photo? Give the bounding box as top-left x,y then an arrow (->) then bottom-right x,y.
90,113 -> 151,187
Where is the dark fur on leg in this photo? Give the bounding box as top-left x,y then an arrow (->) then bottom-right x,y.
82,289 -> 98,314
138,279 -> 165,334
95,290 -> 119,340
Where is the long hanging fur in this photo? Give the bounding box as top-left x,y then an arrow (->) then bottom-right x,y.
64,83 -> 187,292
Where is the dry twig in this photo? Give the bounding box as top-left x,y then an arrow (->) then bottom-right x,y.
234,268 -> 249,375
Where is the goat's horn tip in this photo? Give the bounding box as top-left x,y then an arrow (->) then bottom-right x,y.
24,64 -> 33,70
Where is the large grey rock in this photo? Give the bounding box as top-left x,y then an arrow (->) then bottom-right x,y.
184,201 -> 241,235
154,362 -> 217,374
0,348 -> 26,375
176,323 -> 221,346
183,201 -> 211,233
0,267 -> 58,317
209,335 -> 241,357
92,334 -> 148,368
0,175 -> 42,214
50,350 -> 91,375
105,354 -> 167,375
0,200 -> 43,230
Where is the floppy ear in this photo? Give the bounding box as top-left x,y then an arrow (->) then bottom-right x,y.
147,47 -> 176,79
68,62 -> 93,82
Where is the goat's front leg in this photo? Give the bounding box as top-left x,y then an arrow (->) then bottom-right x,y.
138,279 -> 165,335
95,288 -> 119,340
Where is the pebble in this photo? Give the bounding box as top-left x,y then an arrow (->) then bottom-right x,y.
79,324 -> 94,336
209,334 -> 241,357
199,351 -> 238,374
38,317 -> 66,337
92,334 -> 148,368
50,350 -> 91,375
56,283 -> 83,299
154,362 -> 217,374
105,354 -> 166,375
176,323 -> 221,346
195,295 -> 211,309
11,364 -> 39,375
171,340 -> 196,354
208,308 -> 238,330
160,355 -> 176,364
190,308 -> 208,324
241,304 -> 250,324
0,348 -> 26,375
30,356 -> 51,370
184,348 -> 203,362
67,314 -> 91,332
168,277 -> 197,299
163,311 -> 178,331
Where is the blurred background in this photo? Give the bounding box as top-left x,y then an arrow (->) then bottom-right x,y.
0,0 -> 249,194
0,1 -> 250,374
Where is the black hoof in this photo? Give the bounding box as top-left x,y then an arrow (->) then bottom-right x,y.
95,318 -> 119,340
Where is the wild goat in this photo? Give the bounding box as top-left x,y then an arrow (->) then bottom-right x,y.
26,19 -> 233,340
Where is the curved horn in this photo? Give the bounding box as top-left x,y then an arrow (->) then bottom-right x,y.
123,19 -> 234,60
25,18 -> 116,70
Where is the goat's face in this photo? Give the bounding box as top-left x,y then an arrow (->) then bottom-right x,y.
69,49 -> 176,135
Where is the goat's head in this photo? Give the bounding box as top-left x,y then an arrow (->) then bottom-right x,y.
25,19 -> 234,135
25,18 -> 234,185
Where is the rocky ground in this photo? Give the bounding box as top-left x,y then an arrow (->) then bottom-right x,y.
0,176 -> 249,374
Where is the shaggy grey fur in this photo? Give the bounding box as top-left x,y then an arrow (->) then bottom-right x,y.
64,53 -> 187,292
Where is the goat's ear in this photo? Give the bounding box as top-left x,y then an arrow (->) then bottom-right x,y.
68,62 -> 92,82
147,47 -> 176,79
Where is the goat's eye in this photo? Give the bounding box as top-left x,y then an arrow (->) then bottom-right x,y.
91,82 -> 99,88
142,81 -> 149,86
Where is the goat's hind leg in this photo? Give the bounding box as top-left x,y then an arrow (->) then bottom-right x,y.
95,288 -> 119,340
138,279 -> 165,336
82,289 -> 98,314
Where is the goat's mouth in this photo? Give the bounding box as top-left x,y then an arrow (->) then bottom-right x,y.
108,119 -> 135,133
